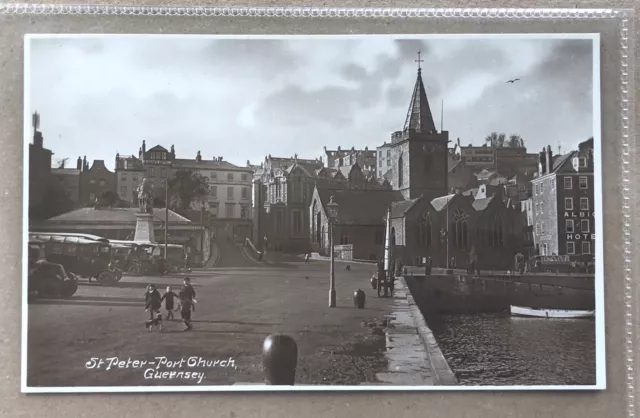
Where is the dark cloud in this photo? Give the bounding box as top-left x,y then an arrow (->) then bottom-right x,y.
256,84 -> 356,128
530,39 -> 593,113
339,63 -> 368,81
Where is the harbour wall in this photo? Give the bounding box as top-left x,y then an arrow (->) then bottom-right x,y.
404,274 -> 596,314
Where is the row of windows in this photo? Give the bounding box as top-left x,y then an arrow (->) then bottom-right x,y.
535,219 -> 590,235
567,241 -> 591,255
118,185 -> 250,200
534,197 -> 590,215
206,203 -> 251,219
538,241 -> 591,255
565,197 -> 589,211
88,179 -> 108,187
123,169 -> 250,182
534,176 -> 588,195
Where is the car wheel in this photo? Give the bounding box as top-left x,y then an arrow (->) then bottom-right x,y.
60,280 -> 78,298
96,270 -> 116,285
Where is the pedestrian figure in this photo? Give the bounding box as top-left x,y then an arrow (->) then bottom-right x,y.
470,260 -> 476,276
144,284 -> 163,331
424,257 -> 432,276
181,277 -> 197,312
178,291 -> 193,331
304,253 -> 310,264
161,285 -> 179,320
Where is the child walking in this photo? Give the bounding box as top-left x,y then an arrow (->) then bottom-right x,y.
160,285 -> 179,320
144,284 -> 163,331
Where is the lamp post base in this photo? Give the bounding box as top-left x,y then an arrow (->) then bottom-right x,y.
329,289 -> 336,308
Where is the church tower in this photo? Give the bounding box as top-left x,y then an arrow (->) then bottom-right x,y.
390,53 -> 449,201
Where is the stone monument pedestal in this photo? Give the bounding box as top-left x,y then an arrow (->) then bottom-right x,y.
134,212 -> 156,244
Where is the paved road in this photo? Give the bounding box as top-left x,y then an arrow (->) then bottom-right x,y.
26,260 -> 393,388
214,239 -> 258,268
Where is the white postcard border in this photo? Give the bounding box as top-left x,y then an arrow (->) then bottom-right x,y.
21,32 -> 605,393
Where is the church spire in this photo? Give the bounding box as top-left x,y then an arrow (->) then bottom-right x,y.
403,52 -> 437,134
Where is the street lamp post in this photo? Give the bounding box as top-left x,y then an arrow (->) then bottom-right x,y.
326,196 -> 339,308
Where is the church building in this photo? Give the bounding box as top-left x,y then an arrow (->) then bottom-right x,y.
310,60 -> 525,270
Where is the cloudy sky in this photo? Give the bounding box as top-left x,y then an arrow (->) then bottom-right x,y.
28,35 -> 596,171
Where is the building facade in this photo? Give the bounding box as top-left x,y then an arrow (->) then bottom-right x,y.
134,141 -> 254,241
531,140 -> 595,258
28,126 -> 53,214
308,64 -> 524,270
376,142 -> 393,179
78,159 -> 117,206
51,167 -> 81,204
323,146 -> 376,172
115,154 -> 145,203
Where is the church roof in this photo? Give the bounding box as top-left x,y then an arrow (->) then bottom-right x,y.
316,187 -> 402,225
338,164 -> 358,178
430,194 -> 456,212
403,68 -> 437,134
390,198 -> 419,218
472,196 -> 495,211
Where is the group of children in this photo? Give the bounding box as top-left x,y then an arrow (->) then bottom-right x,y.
144,277 -> 197,332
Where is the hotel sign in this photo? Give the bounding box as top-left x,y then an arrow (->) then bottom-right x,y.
566,233 -> 595,240
564,211 -> 594,218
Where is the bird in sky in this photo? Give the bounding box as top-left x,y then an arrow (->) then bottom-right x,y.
506,78 -> 521,84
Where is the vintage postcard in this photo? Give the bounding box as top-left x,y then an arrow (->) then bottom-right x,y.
22,33 -> 604,393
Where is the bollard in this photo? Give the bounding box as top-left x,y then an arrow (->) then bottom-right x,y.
353,288 -> 366,308
262,334 -> 298,385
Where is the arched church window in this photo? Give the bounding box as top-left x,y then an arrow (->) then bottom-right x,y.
398,155 -> 404,187
418,212 -> 433,247
453,208 -> 469,249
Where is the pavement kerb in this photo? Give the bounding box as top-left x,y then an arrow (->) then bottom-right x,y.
401,277 -> 458,386
310,253 -> 377,266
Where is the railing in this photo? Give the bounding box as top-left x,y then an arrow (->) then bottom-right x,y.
245,238 -> 263,260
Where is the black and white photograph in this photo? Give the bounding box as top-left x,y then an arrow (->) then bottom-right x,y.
22,34 -> 604,392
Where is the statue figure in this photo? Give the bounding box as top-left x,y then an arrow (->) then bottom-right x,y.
136,178 -> 154,214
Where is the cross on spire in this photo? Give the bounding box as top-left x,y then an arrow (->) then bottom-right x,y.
415,51 -> 424,71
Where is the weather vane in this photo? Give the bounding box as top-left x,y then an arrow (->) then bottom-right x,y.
415,51 -> 424,71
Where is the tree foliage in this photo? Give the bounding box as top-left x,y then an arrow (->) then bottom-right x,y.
484,132 -> 525,148
167,169 -> 209,211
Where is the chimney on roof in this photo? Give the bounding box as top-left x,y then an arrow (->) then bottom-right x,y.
337,146 -> 341,152
83,155 -> 87,172
142,140 -> 146,154
76,156 -> 82,170
546,145 -> 552,174
196,151 -> 202,162
365,146 -> 368,151
538,147 -> 546,175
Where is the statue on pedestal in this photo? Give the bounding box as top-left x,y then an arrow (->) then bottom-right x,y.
136,178 -> 154,214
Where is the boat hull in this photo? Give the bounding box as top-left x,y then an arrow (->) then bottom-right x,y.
510,305 -> 594,319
